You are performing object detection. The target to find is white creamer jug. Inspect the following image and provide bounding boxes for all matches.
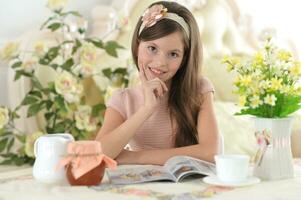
[33,133,74,183]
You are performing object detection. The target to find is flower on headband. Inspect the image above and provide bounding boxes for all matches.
[141,4,168,28]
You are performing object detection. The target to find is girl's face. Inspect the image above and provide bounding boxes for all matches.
[137,31,185,85]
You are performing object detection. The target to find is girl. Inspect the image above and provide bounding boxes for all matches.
[96,1,220,165]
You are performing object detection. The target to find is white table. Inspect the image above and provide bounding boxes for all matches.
[0,160,301,200]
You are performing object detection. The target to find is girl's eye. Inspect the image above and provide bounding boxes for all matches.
[169,52,179,58]
[147,46,157,53]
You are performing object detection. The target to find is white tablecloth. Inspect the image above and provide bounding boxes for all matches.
[0,160,301,200]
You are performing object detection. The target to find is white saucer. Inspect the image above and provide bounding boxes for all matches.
[203,176,261,187]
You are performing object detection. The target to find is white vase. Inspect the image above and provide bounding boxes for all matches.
[253,117,294,180]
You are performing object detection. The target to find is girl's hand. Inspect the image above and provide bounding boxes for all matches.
[139,66,168,112]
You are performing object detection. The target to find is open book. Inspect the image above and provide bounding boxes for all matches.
[107,156,216,184]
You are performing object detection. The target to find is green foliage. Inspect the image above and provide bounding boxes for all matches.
[0,2,130,166]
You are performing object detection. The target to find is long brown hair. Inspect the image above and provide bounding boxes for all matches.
[131,1,203,147]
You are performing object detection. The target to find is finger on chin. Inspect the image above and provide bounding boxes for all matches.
[145,66,156,80]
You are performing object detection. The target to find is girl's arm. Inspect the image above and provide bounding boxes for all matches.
[116,91,220,165]
[95,106,153,159]
[96,67,168,159]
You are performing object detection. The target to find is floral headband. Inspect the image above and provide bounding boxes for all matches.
[138,4,190,39]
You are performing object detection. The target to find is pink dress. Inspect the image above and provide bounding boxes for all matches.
[106,77,214,151]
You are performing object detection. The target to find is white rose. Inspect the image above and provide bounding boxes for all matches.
[73,63,95,77]
[21,57,38,73]
[0,107,9,129]
[80,43,98,65]
[34,41,48,56]
[75,105,97,131]
[55,71,83,103]
[0,42,20,60]
[47,0,68,11]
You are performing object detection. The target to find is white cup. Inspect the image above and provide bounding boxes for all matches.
[215,154,250,183]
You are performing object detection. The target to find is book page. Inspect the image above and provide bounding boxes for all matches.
[164,156,215,181]
[107,165,175,184]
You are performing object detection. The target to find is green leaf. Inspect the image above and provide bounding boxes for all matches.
[92,103,106,117]
[39,46,60,65]
[12,156,25,166]
[278,95,301,117]
[0,159,12,165]
[104,41,124,57]
[54,96,68,113]
[102,68,112,79]
[47,23,62,32]
[32,77,44,90]
[29,90,42,98]
[6,138,15,152]
[61,11,82,17]
[44,100,53,110]
[279,104,301,117]
[0,131,12,137]
[45,112,54,120]
[53,120,70,133]
[40,15,57,30]
[45,82,56,94]
[86,38,104,48]
[50,63,59,70]
[27,103,44,117]
[113,68,127,75]
[78,28,85,34]
[16,134,26,143]
[11,61,22,69]
[61,58,74,71]
[11,111,20,119]
[72,39,82,55]
[21,96,39,105]
[0,138,9,152]
[14,71,22,81]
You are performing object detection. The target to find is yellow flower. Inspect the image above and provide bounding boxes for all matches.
[226,64,234,72]
[264,94,277,106]
[250,95,263,108]
[0,42,20,60]
[240,75,252,87]
[277,50,292,62]
[221,55,240,72]
[270,78,282,91]
[238,95,247,107]
[47,0,68,11]
[253,52,264,66]
[25,131,44,158]
[0,107,9,129]
[289,61,301,76]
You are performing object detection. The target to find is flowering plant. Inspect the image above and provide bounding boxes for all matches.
[0,0,129,165]
[222,37,301,118]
